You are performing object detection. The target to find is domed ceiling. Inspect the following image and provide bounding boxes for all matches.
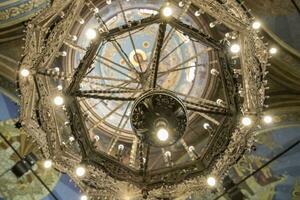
[0,0,49,29]
[68,0,210,140]
[61,0,222,172]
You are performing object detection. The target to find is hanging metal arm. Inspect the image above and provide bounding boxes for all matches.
[167,17,223,49]
[186,105,230,115]
[149,22,167,89]
[75,93,137,101]
[65,36,103,95]
[184,99,230,115]
[102,14,161,41]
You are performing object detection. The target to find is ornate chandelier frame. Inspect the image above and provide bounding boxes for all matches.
[18,0,269,199]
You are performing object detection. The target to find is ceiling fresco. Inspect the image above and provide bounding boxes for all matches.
[73,0,209,137]
[0,93,83,200]
[0,0,50,29]
[227,126,300,200]
[189,124,300,199]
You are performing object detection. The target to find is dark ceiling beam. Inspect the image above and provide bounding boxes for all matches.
[290,0,300,15]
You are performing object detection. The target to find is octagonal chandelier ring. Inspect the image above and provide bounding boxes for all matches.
[18,0,269,199]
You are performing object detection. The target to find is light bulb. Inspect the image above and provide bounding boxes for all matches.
[207,176,216,187]
[157,128,169,141]
[263,115,273,124]
[61,51,67,56]
[162,6,173,17]
[69,136,75,142]
[43,160,52,169]
[195,10,201,16]
[94,135,100,141]
[178,1,184,7]
[209,22,216,28]
[80,195,88,200]
[106,0,112,5]
[188,146,195,152]
[269,47,277,55]
[94,8,99,13]
[242,117,252,126]
[72,35,78,41]
[210,68,219,76]
[252,21,261,30]
[57,85,63,90]
[20,69,30,77]
[86,28,97,40]
[203,123,210,130]
[53,96,64,106]
[118,144,124,151]
[75,166,86,177]
[78,18,85,24]
[216,99,224,105]
[164,151,171,157]
[230,44,240,53]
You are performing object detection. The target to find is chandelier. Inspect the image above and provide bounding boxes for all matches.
[18,0,271,199]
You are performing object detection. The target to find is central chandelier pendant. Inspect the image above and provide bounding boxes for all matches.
[131,90,187,147]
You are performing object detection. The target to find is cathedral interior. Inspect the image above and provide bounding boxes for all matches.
[0,0,300,199]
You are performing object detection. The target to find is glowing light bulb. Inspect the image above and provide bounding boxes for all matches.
[209,22,216,28]
[78,18,85,24]
[157,128,169,141]
[269,47,277,55]
[69,136,75,142]
[72,35,78,41]
[20,69,30,77]
[53,96,64,106]
[263,115,273,124]
[188,146,195,152]
[230,44,240,53]
[195,10,201,16]
[94,135,100,141]
[178,1,184,7]
[252,21,261,30]
[80,195,88,200]
[43,160,52,169]
[94,8,99,13]
[118,144,124,151]
[57,85,63,91]
[162,6,173,17]
[75,166,86,177]
[61,51,67,56]
[242,117,252,126]
[164,151,171,157]
[207,176,216,186]
[85,28,97,40]
[203,123,210,130]
[216,99,224,106]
